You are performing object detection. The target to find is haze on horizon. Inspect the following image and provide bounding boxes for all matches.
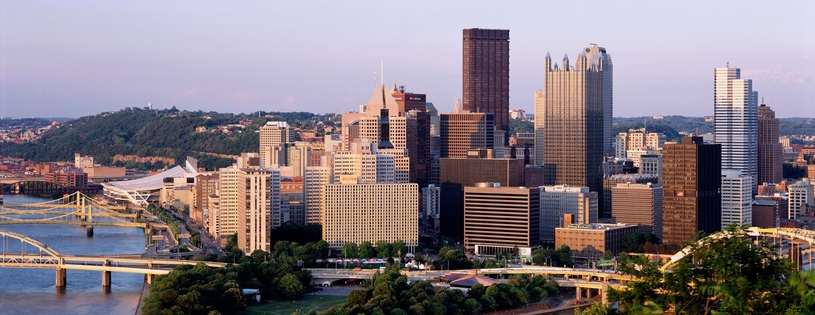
[1,0,813,119]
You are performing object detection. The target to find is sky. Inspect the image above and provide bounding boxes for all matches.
[1,0,814,119]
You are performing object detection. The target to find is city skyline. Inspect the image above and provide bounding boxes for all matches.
[1,1,814,118]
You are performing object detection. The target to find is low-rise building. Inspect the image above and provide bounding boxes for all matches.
[555,223,639,258]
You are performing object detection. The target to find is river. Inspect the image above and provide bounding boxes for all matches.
[0,195,147,315]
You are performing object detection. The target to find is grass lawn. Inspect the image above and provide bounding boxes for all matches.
[245,295,347,315]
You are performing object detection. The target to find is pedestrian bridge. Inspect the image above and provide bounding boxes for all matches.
[0,229,225,288]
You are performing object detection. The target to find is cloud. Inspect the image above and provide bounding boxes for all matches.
[743,67,806,85]
[182,87,201,98]
[282,96,297,109]
[232,91,256,105]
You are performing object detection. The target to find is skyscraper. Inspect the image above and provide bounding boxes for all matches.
[259,122,296,166]
[714,65,758,193]
[439,112,495,158]
[758,101,782,185]
[662,137,722,245]
[463,28,509,144]
[539,51,605,198]
[583,44,613,156]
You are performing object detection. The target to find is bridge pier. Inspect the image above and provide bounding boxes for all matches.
[55,268,66,287]
[146,262,154,284]
[86,226,94,237]
[575,286,582,301]
[601,282,609,305]
[102,260,111,287]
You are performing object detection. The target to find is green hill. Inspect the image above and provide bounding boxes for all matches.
[1,107,337,171]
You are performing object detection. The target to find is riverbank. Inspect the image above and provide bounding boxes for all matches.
[134,280,150,315]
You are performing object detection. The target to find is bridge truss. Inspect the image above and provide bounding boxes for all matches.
[0,191,146,229]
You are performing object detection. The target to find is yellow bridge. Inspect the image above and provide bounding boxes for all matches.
[0,191,147,231]
[0,229,225,288]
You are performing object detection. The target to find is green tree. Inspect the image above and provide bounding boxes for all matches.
[609,225,800,314]
[278,274,305,300]
[359,241,375,258]
[342,241,359,258]
[375,240,392,258]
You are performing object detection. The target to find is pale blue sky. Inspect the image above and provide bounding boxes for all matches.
[1,0,813,118]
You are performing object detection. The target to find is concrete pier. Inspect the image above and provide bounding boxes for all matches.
[102,260,111,287]
[55,268,66,287]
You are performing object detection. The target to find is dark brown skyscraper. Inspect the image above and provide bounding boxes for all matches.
[758,101,782,185]
[392,84,430,187]
[662,137,721,245]
[463,28,509,144]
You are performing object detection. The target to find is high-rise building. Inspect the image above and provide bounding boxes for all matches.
[603,174,659,220]
[714,65,758,193]
[612,182,663,239]
[194,174,219,224]
[333,139,408,184]
[217,166,241,238]
[259,122,295,165]
[758,102,782,185]
[533,90,546,164]
[583,44,614,156]
[421,184,441,239]
[304,165,331,225]
[787,179,813,219]
[392,84,430,186]
[662,137,722,245]
[322,181,418,249]
[440,112,495,158]
[539,185,598,242]
[539,51,605,200]
[464,183,540,255]
[720,170,753,229]
[640,154,663,183]
[236,168,281,253]
[463,28,510,144]
[439,155,524,239]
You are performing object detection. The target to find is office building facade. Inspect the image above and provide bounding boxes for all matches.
[539,185,598,242]
[612,182,663,239]
[758,102,782,184]
[463,28,510,143]
[714,65,758,192]
[440,112,495,158]
[720,170,753,229]
[662,137,722,245]
[464,184,540,255]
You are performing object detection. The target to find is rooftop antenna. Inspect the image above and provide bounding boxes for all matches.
[380,61,384,88]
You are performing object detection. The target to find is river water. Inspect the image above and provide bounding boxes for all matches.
[0,195,146,315]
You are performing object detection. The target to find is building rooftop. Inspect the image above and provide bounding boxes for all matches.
[559,223,637,231]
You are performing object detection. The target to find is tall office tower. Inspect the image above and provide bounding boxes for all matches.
[720,170,753,229]
[333,139,407,184]
[259,121,295,165]
[583,44,614,156]
[662,137,722,245]
[463,28,510,144]
[322,181,419,249]
[464,183,540,255]
[392,84,430,186]
[217,166,241,238]
[539,185,598,242]
[287,143,312,178]
[787,179,813,219]
[427,103,440,136]
[440,112,495,158]
[304,165,331,224]
[194,173,219,224]
[540,51,604,200]
[714,65,758,193]
[534,90,546,164]
[758,102,782,184]
[341,85,415,182]
[236,168,280,253]
[612,182,663,239]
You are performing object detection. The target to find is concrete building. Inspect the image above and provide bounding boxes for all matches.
[259,121,295,166]
[603,174,658,220]
[47,168,88,188]
[322,181,418,249]
[555,223,638,258]
[721,170,753,229]
[304,165,332,225]
[612,182,663,239]
[392,84,431,186]
[74,153,94,170]
[463,28,510,144]
[615,128,666,159]
[439,155,524,239]
[538,51,605,204]
[662,137,722,245]
[752,199,779,228]
[640,154,663,182]
[440,112,495,158]
[194,174,219,225]
[788,179,814,219]
[333,139,408,184]
[236,168,280,253]
[216,167,241,238]
[758,102,783,185]
[464,184,540,255]
[756,195,789,223]
[421,184,441,239]
[715,65,758,193]
[540,185,598,243]
[281,193,305,225]
[207,195,220,237]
